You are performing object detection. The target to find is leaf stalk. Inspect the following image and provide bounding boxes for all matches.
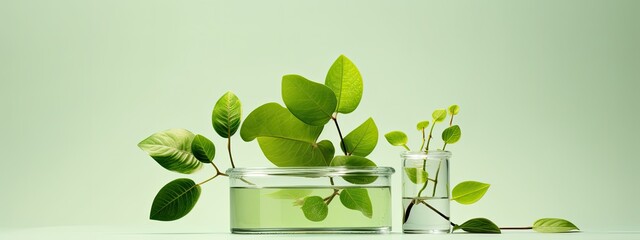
[227,137,236,168]
[332,115,348,155]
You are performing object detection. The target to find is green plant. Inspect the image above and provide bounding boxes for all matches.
[137,55,381,222]
[386,106,579,233]
[137,92,242,221]
[239,55,380,221]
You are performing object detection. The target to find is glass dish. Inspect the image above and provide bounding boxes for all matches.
[227,166,395,234]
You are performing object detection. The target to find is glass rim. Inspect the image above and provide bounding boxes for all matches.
[401,150,452,159]
[226,166,395,177]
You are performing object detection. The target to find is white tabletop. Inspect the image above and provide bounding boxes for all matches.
[2,226,639,240]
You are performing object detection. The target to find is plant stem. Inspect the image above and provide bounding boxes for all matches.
[416,175,429,197]
[425,122,436,151]
[431,160,442,197]
[449,115,454,126]
[403,199,416,224]
[227,137,236,168]
[442,143,448,151]
[324,188,341,205]
[210,162,223,175]
[403,144,410,151]
[419,128,426,151]
[500,227,533,230]
[418,200,457,227]
[332,116,348,155]
[197,174,219,186]
[404,160,446,226]
[211,161,255,185]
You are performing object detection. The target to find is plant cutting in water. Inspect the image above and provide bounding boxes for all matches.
[137,55,382,222]
[240,55,381,222]
[385,106,579,233]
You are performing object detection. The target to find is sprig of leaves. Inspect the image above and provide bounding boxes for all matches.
[385,105,579,234]
[138,91,243,221]
[385,105,460,152]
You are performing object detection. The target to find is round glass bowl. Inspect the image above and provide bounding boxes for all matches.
[227,167,395,234]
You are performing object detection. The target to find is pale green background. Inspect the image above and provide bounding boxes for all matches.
[1,0,639,233]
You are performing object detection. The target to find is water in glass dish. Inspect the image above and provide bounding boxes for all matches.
[230,186,391,233]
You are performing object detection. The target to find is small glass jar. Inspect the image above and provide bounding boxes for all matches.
[227,167,395,234]
[401,151,451,233]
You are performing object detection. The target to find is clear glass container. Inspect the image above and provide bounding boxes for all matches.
[401,151,451,233]
[227,167,395,234]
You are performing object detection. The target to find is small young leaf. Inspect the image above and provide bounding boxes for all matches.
[267,189,312,200]
[448,104,460,115]
[191,134,215,163]
[325,55,363,114]
[341,118,378,157]
[301,196,328,222]
[533,218,580,233]
[456,218,501,233]
[384,131,408,146]
[150,178,201,221]
[212,91,242,138]
[282,75,337,126]
[339,188,373,218]
[452,181,490,205]
[416,121,429,130]
[404,168,428,184]
[138,129,202,174]
[442,125,462,144]
[432,109,447,122]
[330,156,378,184]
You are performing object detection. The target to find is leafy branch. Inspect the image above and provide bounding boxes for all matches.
[138,91,243,221]
[386,105,579,233]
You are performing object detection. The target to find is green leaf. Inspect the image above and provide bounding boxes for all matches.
[317,140,335,166]
[330,155,376,167]
[432,109,447,122]
[241,103,322,143]
[442,125,462,144]
[191,134,215,163]
[282,75,338,126]
[267,189,312,200]
[301,196,328,222]
[330,156,378,184]
[240,103,328,167]
[416,121,429,130]
[138,129,202,174]
[212,91,242,138]
[341,118,378,157]
[452,181,491,205]
[384,131,408,146]
[150,178,201,221]
[448,104,460,115]
[282,75,337,126]
[339,188,373,218]
[455,218,501,233]
[325,55,363,114]
[533,218,580,233]
[404,168,428,184]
